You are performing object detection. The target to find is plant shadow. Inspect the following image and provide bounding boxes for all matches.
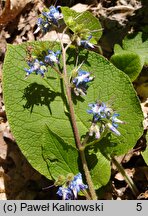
[85,133,118,170]
[66,47,91,67]
[22,82,61,114]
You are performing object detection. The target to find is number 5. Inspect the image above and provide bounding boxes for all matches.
[136,203,142,211]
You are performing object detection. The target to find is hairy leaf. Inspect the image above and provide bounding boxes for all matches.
[70,48,143,156]
[42,126,79,179]
[3,41,143,189]
[86,149,111,189]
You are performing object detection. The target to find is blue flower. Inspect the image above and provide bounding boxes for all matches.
[34,17,51,34]
[56,173,88,200]
[104,107,113,118]
[73,70,94,87]
[24,59,47,77]
[69,173,88,199]
[57,187,73,200]
[111,113,125,127]
[34,6,63,34]
[79,36,95,49]
[72,70,94,96]
[87,102,106,121]
[106,122,121,136]
[87,101,124,138]
[42,6,63,26]
[44,50,61,65]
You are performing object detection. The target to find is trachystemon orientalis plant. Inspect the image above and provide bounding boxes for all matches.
[3,5,143,199]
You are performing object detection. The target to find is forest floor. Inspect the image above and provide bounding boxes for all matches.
[0,0,147,200]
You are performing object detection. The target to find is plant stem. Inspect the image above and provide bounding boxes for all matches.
[111,156,139,197]
[82,190,91,200]
[61,41,97,200]
[80,149,98,200]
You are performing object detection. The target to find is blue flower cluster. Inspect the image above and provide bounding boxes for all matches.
[35,18,50,34]
[24,59,47,77]
[87,102,124,138]
[34,6,63,34]
[72,70,94,96]
[57,173,88,200]
[24,50,61,77]
[44,50,61,65]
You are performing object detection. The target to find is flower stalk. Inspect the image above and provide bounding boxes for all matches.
[61,40,97,200]
[111,156,139,197]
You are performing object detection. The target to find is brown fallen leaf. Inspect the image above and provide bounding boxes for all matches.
[141,99,148,130]
[0,0,32,25]
[115,168,135,181]
[137,190,148,200]
[0,132,7,160]
[71,3,89,13]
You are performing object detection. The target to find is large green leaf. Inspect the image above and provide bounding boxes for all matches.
[111,32,148,81]
[3,41,143,188]
[3,41,76,179]
[42,126,79,179]
[68,48,143,156]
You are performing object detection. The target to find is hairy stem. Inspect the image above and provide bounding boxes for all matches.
[80,149,98,200]
[61,41,97,200]
[111,156,139,197]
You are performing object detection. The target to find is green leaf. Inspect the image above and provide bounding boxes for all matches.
[142,133,148,165]
[123,32,148,65]
[87,150,111,189]
[70,48,143,157]
[110,51,143,81]
[42,125,79,179]
[3,41,143,189]
[61,7,102,42]
[3,41,77,179]
[111,32,148,81]
[114,44,123,53]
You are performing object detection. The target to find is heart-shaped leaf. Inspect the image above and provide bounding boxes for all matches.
[3,41,143,189]
[111,32,148,81]
[110,51,143,81]
[122,32,148,64]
